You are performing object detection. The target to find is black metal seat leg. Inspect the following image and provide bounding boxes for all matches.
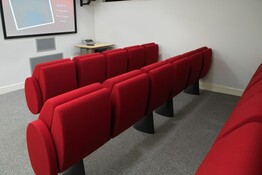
[133,112,155,134]
[62,160,85,175]
[155,99,174,117]
[184,80,200,95]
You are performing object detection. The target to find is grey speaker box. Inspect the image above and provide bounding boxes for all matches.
[36,37,56,52]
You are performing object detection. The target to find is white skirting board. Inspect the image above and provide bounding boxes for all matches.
[200,82,244,97]
[0,82,244,96]
[0,82,24,95]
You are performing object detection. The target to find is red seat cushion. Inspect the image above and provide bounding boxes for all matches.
[32,59,70,80]
[38,61,78,102]
[103,70,142,93]
[141,42,159,65]
[196,122,262,175]
[244,67,262,91]
[25,59,76,114]
[103,71,149,137]
[238,80,262,105]
[182,46,208,57]
[185,52,203,87]
[39,83,103,128]
[26,120,58,175]
[51,87,111,172]
[141,63,174,113]
[124,45,145,71]
[165,55,184,63]
[216,92,262,141]
[73,53,106,87]
[103,49,128,78]
[169,58,191,97]
[25,77,43,114]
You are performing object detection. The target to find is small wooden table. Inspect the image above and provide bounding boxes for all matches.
[75,43,114,55]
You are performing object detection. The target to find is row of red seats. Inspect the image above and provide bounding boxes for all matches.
[25,43,159,115]
[196,63,262,175]
[26,45,212,175]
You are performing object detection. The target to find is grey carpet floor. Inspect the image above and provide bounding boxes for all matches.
[0,89,239,175]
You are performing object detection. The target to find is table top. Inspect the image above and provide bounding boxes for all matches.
[75,43,114,49]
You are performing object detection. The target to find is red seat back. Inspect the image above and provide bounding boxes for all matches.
[103,70,149,137]
[103,49,128,78]
[124,45,145,71]
[141,42,159,65]
[27,83,111,174]
[73,53,106,87]
[25,59,78,114]
[141,62,174,113]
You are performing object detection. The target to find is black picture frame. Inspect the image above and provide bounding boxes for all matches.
[0,0,77,39]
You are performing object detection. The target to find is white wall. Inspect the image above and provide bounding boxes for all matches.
[0,1,95,93]
[94,0,262,93]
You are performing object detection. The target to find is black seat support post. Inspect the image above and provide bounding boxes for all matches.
[154,99,174,117]
[184,80,200,95]
[62,160,85,175]
[133,112,155,134]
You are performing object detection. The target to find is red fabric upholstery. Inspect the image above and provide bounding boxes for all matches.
[141,62,174,113]
[73,53,106,87]
[28,83,111,174]
[165,55,184,63]
[140,61,166,73]
[185,52,203,87]
[124,45,145,71]
[199,48,212,79]
[25,77,43,114]
[103,49,128,78]
[103,70,141,93]
[38,61,78,102]
[216,92,262,141]
[196,122,262,175]
[141,42,159,65]
[27,120,58,175]
[39,83,103,129]
[25,59,77,114]
[103,70,149,137]
[182,46,208,57]
[196,63,262,175]
[169,58,191,97]
[51,87,111,171]
[32,59,70,79]
[245,68,262,91]
[238,80,262,105]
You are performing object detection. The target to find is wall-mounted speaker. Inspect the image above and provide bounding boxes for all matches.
[36,37,56,52]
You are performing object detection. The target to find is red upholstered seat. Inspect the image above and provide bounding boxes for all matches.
[199,48,212,79]
[169,58,191,97]
[103,70,149,137]
[124,45,145,71]
[27,83,111,175]
[185,52,203,87]
[182,46,208,57]
[165,55,184,63]
[73,53,106,87]
[238,80,262,105]
[102,49,128,78]
[27,120,58,175]
[141,42,159,65]
[215,92,262,141]
[196,122,262,175]
[25,59,78,114]
[141,61,174,113]
[244,68,262,91]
